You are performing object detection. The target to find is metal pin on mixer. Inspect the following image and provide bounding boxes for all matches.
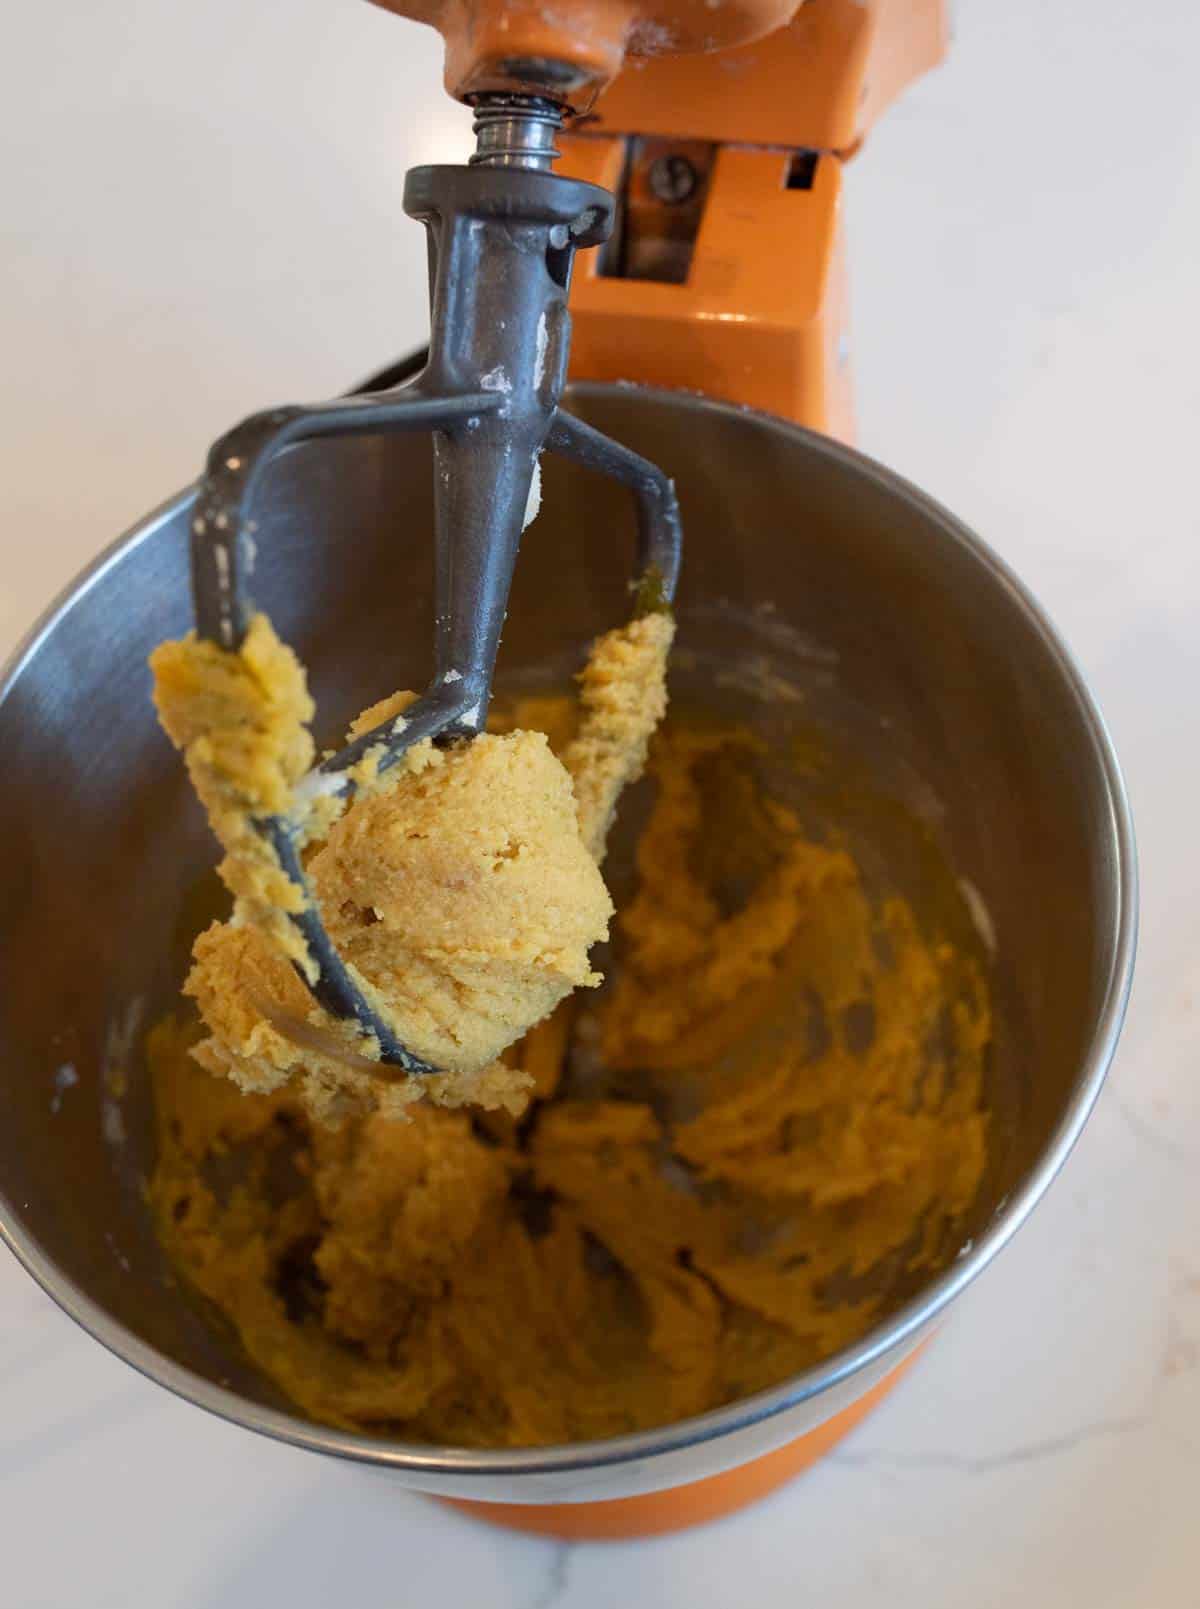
[187,94,683,1071]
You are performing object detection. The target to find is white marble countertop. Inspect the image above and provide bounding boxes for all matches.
[3,1,1197,1603]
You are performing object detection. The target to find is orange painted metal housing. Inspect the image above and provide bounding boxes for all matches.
[579,0,947,152]
[368,0,800,105]
[560,135,854,434]
[558,0,947,436]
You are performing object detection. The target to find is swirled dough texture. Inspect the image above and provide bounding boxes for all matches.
[150,612,672,1122]
[149,711,991,1447]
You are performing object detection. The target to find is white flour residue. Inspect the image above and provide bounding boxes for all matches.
[105,1231,132,1274]
[102,1100,126,1149]
[532,312,549,390]
[714,655,806,703]
[959,876,997,955]
[104,996,143,1084]
[101,995,144,1152]
[50,1062,78,1115]
[523,455,543,530]
[293,768,345,807]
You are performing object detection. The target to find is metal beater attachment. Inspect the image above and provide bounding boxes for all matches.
[188,95,682,1070]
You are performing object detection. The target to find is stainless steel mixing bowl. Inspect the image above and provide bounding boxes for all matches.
[0,385,1135,1502]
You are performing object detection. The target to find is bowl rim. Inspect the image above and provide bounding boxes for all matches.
[0,384,1138,1479]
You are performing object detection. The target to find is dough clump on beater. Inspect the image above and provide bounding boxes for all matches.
[151,610,674,1123]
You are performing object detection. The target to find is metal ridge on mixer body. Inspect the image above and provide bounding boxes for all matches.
[0,387,1136,1495]
[187,99,683,1071]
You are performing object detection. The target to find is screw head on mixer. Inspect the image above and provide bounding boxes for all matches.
[647,153,699,204]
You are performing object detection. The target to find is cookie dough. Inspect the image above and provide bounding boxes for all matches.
[148,712,990,1447]
[151,611,674,1121]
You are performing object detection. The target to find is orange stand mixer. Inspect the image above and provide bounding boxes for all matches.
[184,0,939,1138]
[148,0,945,1541]
[355,0,943,1537]
[178,0,946,1540]
[0,0,1136,1551]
